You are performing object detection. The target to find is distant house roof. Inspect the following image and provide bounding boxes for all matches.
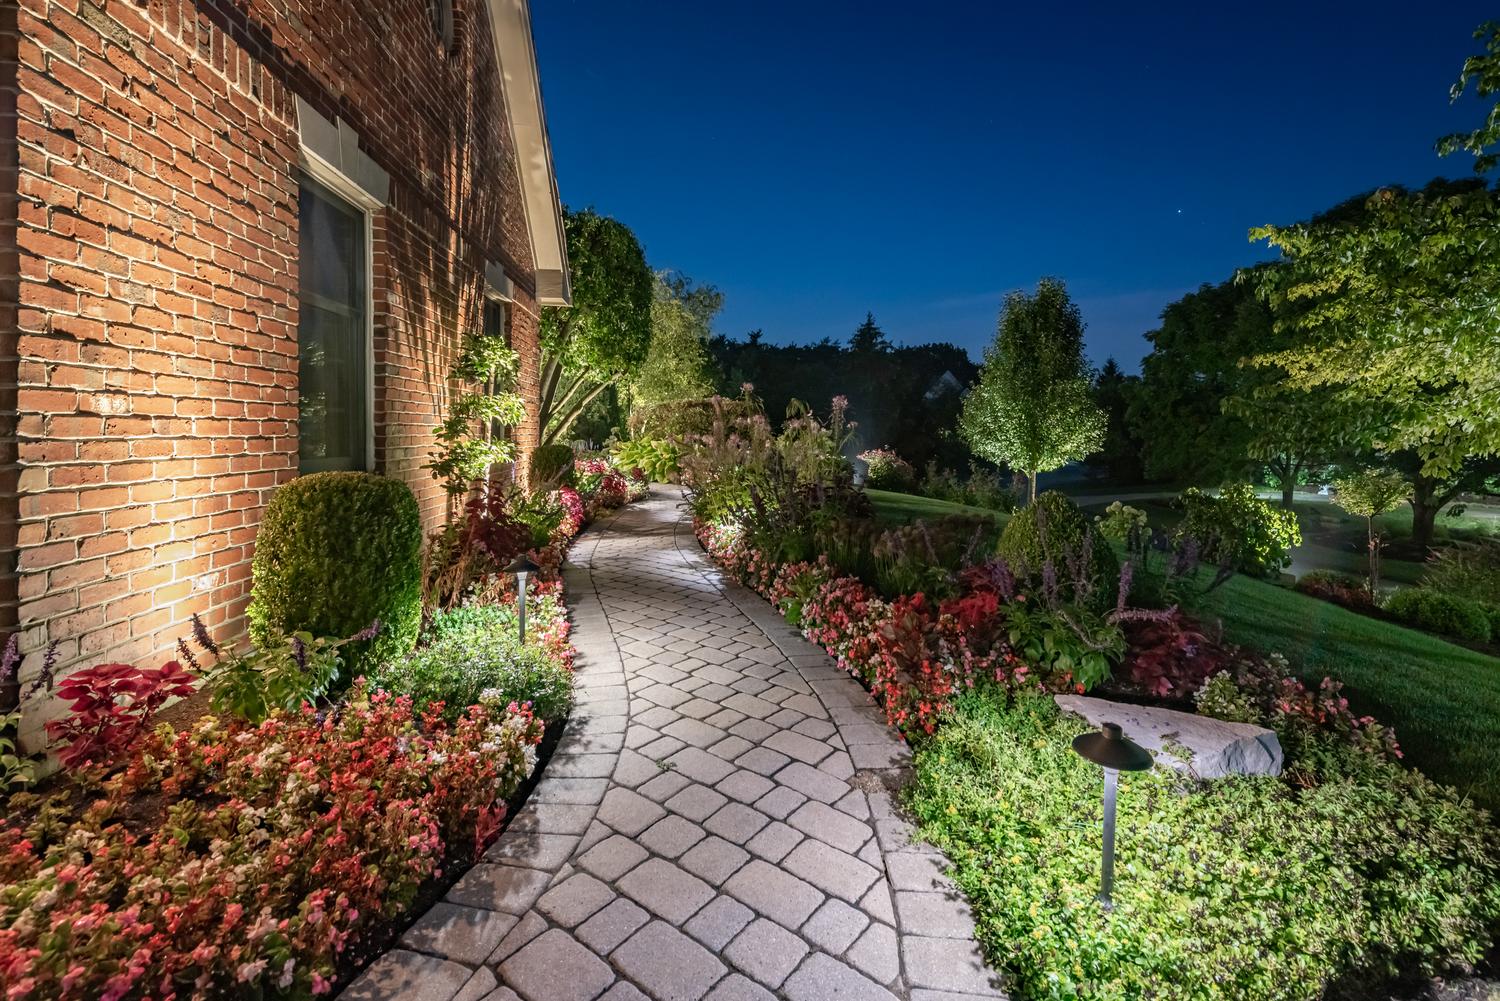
[486,0,570,306]
[924,370,965,401]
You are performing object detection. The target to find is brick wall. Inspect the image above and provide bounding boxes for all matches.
[6,0,542,750]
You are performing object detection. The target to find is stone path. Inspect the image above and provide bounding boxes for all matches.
[344,488,1005,1001]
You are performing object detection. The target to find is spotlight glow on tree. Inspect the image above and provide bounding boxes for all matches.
[960,279,1105,502]
[1332,468,1410,594]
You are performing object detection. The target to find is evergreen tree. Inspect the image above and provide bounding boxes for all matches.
[849,312,892,353]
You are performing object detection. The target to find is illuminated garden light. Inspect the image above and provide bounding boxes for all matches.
[506,554,542,644]
[1071,721,1153,910]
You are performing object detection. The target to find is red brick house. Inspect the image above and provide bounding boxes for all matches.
[0,0,570,750]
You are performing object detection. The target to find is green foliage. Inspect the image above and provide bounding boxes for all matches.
[908,691,1500,1001]
[1189,570,1500,806]
[1332,469,1409,520]
[996,491,1118,604]
[529,443,576,491]
[203,630,350,723]
[1246,179,1500,478]
[538,207,654,444]
[859,448,915,491]
[632,272,721,408]
[248,472,423,674]
[1178,484,1301,577]
[1382,587,1492,644]
[370,603,573,723]
[709,332,978,474]
[870,514,998,600]
[612,437,680,482]
[1332,468,1410,590]
[960,280,1104,497]
[0,711,35,792]
[1436,21,1500,172]
[1422,537,1500,608]
[1094,501,1147,541]
[1002,603,1122,690]
[425,334,525,499]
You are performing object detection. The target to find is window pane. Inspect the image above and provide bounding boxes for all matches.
[298,178,367,473]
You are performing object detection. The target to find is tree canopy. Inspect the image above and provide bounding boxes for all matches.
[537,207,653,444]
[1437,21,1500,172]
[1244,178,1500,478]
[959,279,1104,500]
[632,272,722,409]
[849,312,892,353]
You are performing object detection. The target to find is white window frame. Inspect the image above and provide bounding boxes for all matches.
[297,153,378,473]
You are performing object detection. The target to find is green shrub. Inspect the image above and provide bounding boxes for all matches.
[612,437,680,482]
[1382,587,1492,644]
[996,491,1117,604]
[1178,483,1301,577]
[371,603,572,722]
[248,472,422,674]
[1094,501,1148,541]
[871,514,997,599]
[1422,537,1500,607]
[963,465,1015,512]
[908,691,1500,1001]
[529,443,576,490]
[858,448,916,491]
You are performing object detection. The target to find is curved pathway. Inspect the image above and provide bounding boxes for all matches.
[345,488,1005,1001]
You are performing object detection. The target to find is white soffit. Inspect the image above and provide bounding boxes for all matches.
[295,96,390,209]
[487,0,571,307]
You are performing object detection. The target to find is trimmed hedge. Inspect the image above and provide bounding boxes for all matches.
[1382,587,1492,644]
[997,491,1117,603]
[248,471,423,673]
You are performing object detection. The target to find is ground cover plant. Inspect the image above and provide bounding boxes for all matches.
[680,401,1500,997]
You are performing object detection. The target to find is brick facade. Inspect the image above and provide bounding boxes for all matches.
[2,0,555,750]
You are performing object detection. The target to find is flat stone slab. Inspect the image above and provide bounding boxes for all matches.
[1055,693,1282,779]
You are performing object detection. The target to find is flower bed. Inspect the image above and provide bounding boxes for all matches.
[695,513,1500,998]
[0,454,646,1000]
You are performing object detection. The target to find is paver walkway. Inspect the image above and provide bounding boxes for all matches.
[345,488,1005,1001]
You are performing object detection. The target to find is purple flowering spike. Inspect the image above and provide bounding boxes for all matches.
[291,635,308,670]
[176,637,201,672]
[352,619,383,643]
[0,634,18,684]
[191,613,220,656]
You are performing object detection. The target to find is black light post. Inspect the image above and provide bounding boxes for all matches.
[1071,721,1153,910]
[505,554,542,644]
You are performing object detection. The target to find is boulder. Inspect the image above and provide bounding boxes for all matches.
[1054,694,1283,779]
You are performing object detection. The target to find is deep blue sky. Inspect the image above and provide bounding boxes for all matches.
[531,2,1494,369]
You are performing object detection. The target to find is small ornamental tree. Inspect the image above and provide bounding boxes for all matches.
[426,332,525,513]
[960,279,1105,502]
[1332,468,1410,594]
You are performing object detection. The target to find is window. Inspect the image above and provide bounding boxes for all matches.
[483,296,511,443]
[429,0,454,50]
[297,176,370,473]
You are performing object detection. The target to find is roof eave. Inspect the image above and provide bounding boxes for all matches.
[487,0,571,307]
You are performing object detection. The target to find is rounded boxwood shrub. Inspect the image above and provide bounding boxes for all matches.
[248,471,423,673]
[997,491,1117,602]
[1382,587,1492,644]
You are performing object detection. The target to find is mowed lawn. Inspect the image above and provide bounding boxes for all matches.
[1192,574,1500,810]
[866,488,1010,525]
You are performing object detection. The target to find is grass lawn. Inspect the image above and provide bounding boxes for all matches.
[865,488,1010,525]
[1190,573,1500,809]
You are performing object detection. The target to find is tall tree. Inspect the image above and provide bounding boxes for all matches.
[959,279,1105,502]
[1246,180,1500,481]
[632,272,722,408]
[537,207,653,444]
[1088,359,1145,483]
[848,312,892,353]
[1437,21,1500,172]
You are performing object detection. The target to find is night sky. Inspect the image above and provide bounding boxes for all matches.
[530,2,1495,369]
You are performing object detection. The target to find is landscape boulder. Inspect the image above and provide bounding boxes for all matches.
[1054,694,1283,779]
